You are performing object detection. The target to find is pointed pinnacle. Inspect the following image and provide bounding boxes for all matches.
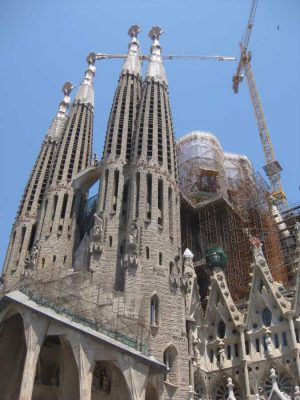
[128,25,141,38]
[62,82,74,96]
[148,26,164,41]
[86,52,97,65]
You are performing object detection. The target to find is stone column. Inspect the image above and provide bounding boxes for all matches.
[70,335,94,400]
[121,360,149,400]
[287,312,300,384]
[239,326,251,399]
[19,311,48,400]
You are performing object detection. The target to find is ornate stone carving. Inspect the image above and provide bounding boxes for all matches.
[124,223,139,269]
[218,341,226,369]
[264,331,273,356]
[25,242,39,273]
[89,212,103,255]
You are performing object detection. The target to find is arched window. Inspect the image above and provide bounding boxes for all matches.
[217,320,226,339]
[150,294,159,326]
[163,345,178,385]
[262,308,272,327]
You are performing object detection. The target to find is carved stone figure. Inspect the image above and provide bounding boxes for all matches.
[218,342,226,369]
[264,332,273,356]
[128,223,138,246]
[192,335,201,363]
[92,213,103,238]
[93,153,98,166]
[25,242,39,272]
[30,244,39,266]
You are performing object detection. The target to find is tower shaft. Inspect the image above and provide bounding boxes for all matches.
[89,28,142,291]
[35,65,95,272]
[3,84,72,287]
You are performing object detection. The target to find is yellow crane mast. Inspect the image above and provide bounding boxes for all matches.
[232,0,287,208]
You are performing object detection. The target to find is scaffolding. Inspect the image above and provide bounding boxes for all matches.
[177,131,228,203]
[6,266,149,355]
[181,174,290,303]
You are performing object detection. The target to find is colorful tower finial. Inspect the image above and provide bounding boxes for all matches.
[146,26,167,84]
[122,25,142,76]
[55,81,73,120]
[75,59,96,107]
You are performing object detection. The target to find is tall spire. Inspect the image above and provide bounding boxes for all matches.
[74,58,96,107]
[2,82,73,285]
[122,25,142,76]
[146,26,168,84]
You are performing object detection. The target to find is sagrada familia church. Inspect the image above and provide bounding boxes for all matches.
[1,25,300,400]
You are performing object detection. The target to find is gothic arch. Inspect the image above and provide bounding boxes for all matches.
[32,334,80,400]
[163,344,179,386]
[150,292,160,326]
[0,312,27,399]
[91,361,130,400]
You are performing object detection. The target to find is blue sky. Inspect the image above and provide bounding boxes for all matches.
[0,0,299,269]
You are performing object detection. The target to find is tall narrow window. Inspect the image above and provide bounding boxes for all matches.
[28,224,37,251]
[274,333,280,348]
[52,194,58,221]
[282,332,288,346]
[146,246,150,260]
[146,174,152,220]
[245,340,250,355]
[19,226,26,253]
[112,170,119,212]
[234,343,239,357]
[159,252,163,265]
[227,345,231,359]
[150,294,159,326]
[121,180,129,219]
[209,349,214,364]
[157,179,164,226]
[163,345,178,384]
[168,187,173,237]
[135,172,140,219]
[60,193,68,219]
[102,169,109,211]
[255,338,260,353]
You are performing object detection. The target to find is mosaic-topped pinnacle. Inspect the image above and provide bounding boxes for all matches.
[57,82,73,118]
[62,81,74,97]
[128,25,141,39]
[86,52,97,65]
[146,26,167,84]
[148,26,164,41]
[122,25,142,76]
[74,62,96,106]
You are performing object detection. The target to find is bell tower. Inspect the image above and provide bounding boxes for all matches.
[123,27,190,398]
[89,26,142,292]
[2,83,73,287]
[35,59,96,271]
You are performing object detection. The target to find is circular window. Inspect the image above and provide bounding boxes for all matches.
[264,370,294,396]
[262,308,272,327]
[217,320,226,338]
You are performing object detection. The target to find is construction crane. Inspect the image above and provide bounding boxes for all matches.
[232,0,287,208]
[88,52,236,63]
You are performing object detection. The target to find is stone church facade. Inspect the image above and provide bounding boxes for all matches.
[1,26,300,400]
